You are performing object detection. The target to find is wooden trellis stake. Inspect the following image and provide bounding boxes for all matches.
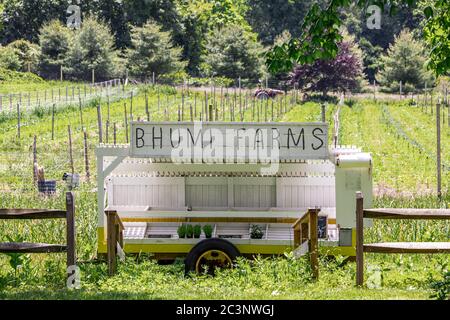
[124,103,129,144]
[68,125,74,174]
[96,104,103,143]
[51,104,56,140]
[33,135,38,184]
[84,129,90,182]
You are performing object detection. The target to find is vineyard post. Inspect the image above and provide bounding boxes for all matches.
[124,103,129,143]
[83,129,90,182]
[92,69,95,85]
[321,104,326,123]
[399,81,403,98]
[33,135,37,184]
[373,80,377,101]
[145,90,149,121]
[60,65,63,82]
[130,92,134,122]
[79,98,84,129]
[190,104,193,122]
[9,94,12,112]
[205,91,209,121]
[436,102,441,199]
[51,104,55,140]
[106,120,110,144]
[97,104,103,143]
[68,125,74,175]
[17,104,21,140]
[209,105,213,122]
[113,123,117,145]
[107,95,111,123]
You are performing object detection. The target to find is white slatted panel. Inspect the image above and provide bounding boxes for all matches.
[232,177,276,208]
[186,177,228,208]
[109,177,185,207]
[276,177,335,208]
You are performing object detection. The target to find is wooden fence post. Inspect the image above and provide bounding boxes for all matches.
[356,192,364,287]
[51,104,56,140]
[17,104,21,140]
[66,192,76,273]
[113,122,117,145]
[97,104,103,144]
[310,208,319,280]
[124,103,129,144]
[436,102,441,199]
[68,125,74,175]
[33,135,38,184]
[321,104,326,123]
[107,211,117,276]
[83,130,90,182]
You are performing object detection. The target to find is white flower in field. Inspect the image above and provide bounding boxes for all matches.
[271,290,280,296]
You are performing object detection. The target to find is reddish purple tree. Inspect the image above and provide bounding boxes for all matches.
[290,41,363,96]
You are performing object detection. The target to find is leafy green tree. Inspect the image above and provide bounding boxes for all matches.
[376,29,434,91]
[0,46,21,71]
[66,17,121,81]
[7,40,40,72]
[0,0,67,44]
[245,0,313,45]
[38,20,73,79]
[126,20,186,79]
[201,24,264,80]
[267,1,450,77]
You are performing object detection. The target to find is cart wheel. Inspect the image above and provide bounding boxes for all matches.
[185,239,240,275]
[256,92,269,100]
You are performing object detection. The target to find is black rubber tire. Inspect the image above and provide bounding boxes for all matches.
[185,238,240,275]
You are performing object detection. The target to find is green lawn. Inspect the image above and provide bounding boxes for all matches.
[0,84,448,300]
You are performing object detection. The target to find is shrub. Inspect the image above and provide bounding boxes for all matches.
[7,39,40,72]
[0,46,21,71]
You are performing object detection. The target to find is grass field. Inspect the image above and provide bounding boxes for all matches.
[0,82,448,300]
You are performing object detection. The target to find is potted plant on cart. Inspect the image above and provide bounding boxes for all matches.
[203,225,213,238]
[250,225,264,240]
[177,225,187,239]
[193,225,202,239]
[186,225,194,238]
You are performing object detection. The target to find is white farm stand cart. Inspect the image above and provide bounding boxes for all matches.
[96,122,373,274]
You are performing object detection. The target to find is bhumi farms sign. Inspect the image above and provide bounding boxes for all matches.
[130,122,328,162]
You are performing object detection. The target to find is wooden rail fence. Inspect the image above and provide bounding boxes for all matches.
[355,192,450,286]
[0,192,76,281]
[292,208,320,280]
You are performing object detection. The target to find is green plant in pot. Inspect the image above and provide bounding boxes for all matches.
[203,225,213,238]
[193,225,202,239]
[177,225,187,239]
[186,224,194,238]
[250,224,264,239]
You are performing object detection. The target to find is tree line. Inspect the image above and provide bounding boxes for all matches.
[0,0,439,94]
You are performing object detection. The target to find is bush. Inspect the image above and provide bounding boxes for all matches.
[201,24,265,80]
[7,40,40,72]
[186,225,194,239]
[0,46,21,71]
[127,20,186,80]
[0,68,43,83]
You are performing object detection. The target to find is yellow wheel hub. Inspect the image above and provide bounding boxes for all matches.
[195,250,233,274]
